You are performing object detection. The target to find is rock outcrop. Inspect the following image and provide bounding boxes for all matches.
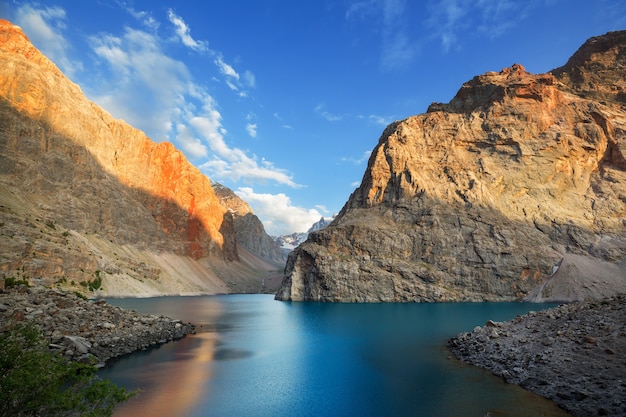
[0,20,282,296]
[276,31,626,302]
[448,295,626,417]
[213,183,285,264]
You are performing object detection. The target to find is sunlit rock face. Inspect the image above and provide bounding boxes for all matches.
[276,31,626,303]
[0,20,281,295]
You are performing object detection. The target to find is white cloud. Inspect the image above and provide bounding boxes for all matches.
[167,9,208,51]
[215,54,254,96]
[315,205,330,213]
[173,123,208,158]
[362,114,393,125]
[14,4,82,77]
[342,150,372,165]
[235,187,323,235]
[122,4,159,30]
[315,103,344,121]
[246,123,257,138]
[215,54,239,79]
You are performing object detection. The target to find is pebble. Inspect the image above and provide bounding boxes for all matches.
[448,295,626,417]
[0,286,195,366]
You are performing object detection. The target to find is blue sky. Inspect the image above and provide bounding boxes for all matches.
[2,1,625,235]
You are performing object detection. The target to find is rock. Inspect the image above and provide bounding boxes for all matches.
[276,31,626,303]
[448,295,626,417]
[0,286,196,365]
[64,335,91,354]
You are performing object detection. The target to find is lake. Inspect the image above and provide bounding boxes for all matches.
[100,294,570,417]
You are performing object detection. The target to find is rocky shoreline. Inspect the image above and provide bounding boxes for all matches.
[448,295,626,417]
[0,285,195,367]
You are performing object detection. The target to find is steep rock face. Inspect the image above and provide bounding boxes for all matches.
[213,183,286,264]
[0,20,279,295]
[276,32,626,302]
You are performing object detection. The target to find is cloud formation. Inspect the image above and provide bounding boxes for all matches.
[167,9,208,51]
[14,4,82,77]
[235,187,323,235]
[342,150,372,165]
[426,0,538,52]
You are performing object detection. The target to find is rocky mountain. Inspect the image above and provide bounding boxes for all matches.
[276,31,626,303]
[274,215,336,254]
[0,20,283,296]
[212,183,286,264]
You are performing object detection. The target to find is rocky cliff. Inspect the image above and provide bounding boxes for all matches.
[276,31,626,303]
[0,20,282,296]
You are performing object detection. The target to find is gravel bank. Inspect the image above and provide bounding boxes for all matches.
[0,285,195,366]
[448,296,626,417]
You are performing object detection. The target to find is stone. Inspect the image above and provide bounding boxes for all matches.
[276,31,626,303]
[448,295,626,417]
[0,286,196,365]
[64,335,91,354]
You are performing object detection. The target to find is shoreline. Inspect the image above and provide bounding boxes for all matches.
[0,285,196,367]
[448,295,626,417]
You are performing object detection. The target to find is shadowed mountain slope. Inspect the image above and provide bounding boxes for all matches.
[0,20,283,296]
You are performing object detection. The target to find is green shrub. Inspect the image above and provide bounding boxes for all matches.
[90,271,103,291]
[0,324,135,416]
[3,276,29,288]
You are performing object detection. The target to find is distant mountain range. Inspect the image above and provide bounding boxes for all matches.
[274,215,336,254]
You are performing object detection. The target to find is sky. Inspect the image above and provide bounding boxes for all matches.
[1,1,625,236]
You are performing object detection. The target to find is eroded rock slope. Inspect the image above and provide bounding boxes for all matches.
[0,20,283,296]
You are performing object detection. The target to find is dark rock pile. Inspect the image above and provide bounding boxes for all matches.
[0,285,195,366]
[448,296,626,417]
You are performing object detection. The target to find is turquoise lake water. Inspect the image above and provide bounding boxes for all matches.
[100,294,571,417]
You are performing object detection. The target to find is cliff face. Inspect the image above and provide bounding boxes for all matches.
[212,183,286,264]
[276,31,626,303]
[0,20,282,295]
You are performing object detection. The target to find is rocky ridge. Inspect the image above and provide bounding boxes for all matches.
[0,285,195,366]
[448,296,626,417]
[276,31,626,303]
[0,20,283,296]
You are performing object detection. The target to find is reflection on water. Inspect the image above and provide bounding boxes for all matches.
[112,332,216,417]
[101,295,572,417]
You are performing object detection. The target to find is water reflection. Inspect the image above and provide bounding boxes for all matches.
[112,332,217,417]
[102,296,572,417]
[101,297,225,417]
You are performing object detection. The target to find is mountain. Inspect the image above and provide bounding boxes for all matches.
[212,183,286,264]
[274,216,336,254]
[276,31,626,303]
[0,20,283,296]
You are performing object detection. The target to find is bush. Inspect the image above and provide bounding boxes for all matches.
[3,276,29,288]
[0,324,135,416]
